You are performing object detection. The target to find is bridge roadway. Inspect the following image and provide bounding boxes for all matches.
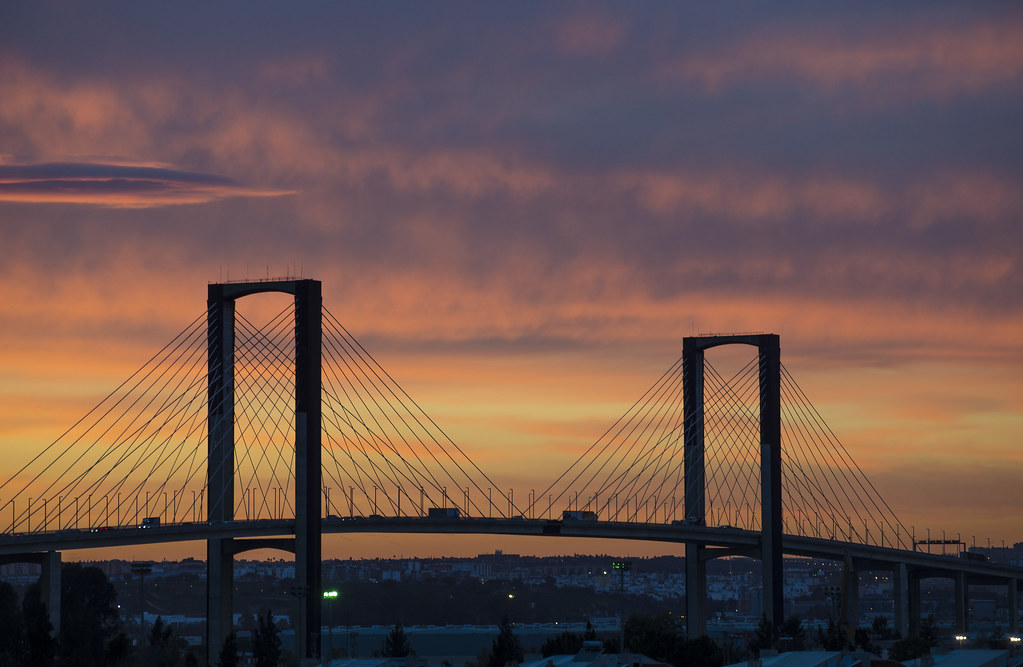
[3,517,1020,638]
[3,515,1020,584]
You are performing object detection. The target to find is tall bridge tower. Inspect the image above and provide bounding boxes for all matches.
[683,334,782,635]
[206,279,322,663]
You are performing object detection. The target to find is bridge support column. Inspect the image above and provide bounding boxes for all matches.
[685,542,706,638]
[842,564,860,633]
[294,279,322,662]
[40,550,61,635]
[1009,579,1019,635]
[758,336,783,627]
[207,285,236,528]
[682,340,706,526]
[893,563,909,638]
[207,537,234,665]
[908,573,921,637]
[207,284,237,666]
[954,572,968,633]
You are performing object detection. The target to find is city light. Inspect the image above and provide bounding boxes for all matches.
[324,589,339,599]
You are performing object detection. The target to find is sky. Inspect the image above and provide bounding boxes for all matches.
[1,2,1021,560]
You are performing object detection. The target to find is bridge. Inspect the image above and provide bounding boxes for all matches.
[0,278,1019,664]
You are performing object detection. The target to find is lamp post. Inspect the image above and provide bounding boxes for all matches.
[612,560,632,655]
[1009,635,1020,658]
[131,562,153,647]
[323,589,339,665]
[955,634,967,649]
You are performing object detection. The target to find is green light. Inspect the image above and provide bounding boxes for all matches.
[323,590,339,599]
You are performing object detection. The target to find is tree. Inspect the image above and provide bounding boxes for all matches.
[778,616,808,651]
[872,615,895,640]
[0,581,26,664]
[383,622,412,658]
[919,614,940,647]
[669,636,722,667]
[889,636,931,661]
[57,562,122,667]
[540,631,583,657]
[218,632,239,667]
[144,616,185,667]
[818,619,849,652]
[105,631,132,667]
[22,582,56,667]
[625,613,684,661]
[853,627,873,653]
[751,615,776,652]
[490,615,523,667]
[253,610,282,667]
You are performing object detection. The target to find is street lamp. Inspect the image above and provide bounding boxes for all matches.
[612,561,632,655]
[323,589,339,665]
[1009,636,1020,658]
[131,562,153,647]
[955,634,967,649]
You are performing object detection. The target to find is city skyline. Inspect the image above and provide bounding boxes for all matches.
[1,3,1021,560]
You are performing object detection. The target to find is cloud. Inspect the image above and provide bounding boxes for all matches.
[0,161,294,208]
[654,17,1023,103]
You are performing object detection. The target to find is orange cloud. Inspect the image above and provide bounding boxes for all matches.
[655,18,1023,102]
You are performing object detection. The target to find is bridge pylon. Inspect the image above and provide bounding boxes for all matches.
[206,279,322,664]
[682,334,782,636]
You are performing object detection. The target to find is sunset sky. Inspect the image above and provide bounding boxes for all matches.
[1,3,1021,560]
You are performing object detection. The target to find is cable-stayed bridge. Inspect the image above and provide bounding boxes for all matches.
[0,279,1019,663]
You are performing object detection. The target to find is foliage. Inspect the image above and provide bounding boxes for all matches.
[0,581,26,664]
[253,610,282,667]
[872,615,896,640]
[670,635,723,667]
[105,632,132,667]
[919,614,940,647]
[751,615,776,651]
[218,632,239,667]
[622,613,722,667]
[625,612,684,659]
[889,636,931,661]
[22,583,56,667]
[853,627,873,653]
[816,619,851,652]
[540,631,584,657]
[383,622,412,658]
[489,615,524,667]
[778,616,808,651]
[57,562,123,667]
[144,616,186,667]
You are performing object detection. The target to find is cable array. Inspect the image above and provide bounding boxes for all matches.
[320,308,514,518]
[0,312,212,533]
[540,354,912,549]
[0,305,910,552]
